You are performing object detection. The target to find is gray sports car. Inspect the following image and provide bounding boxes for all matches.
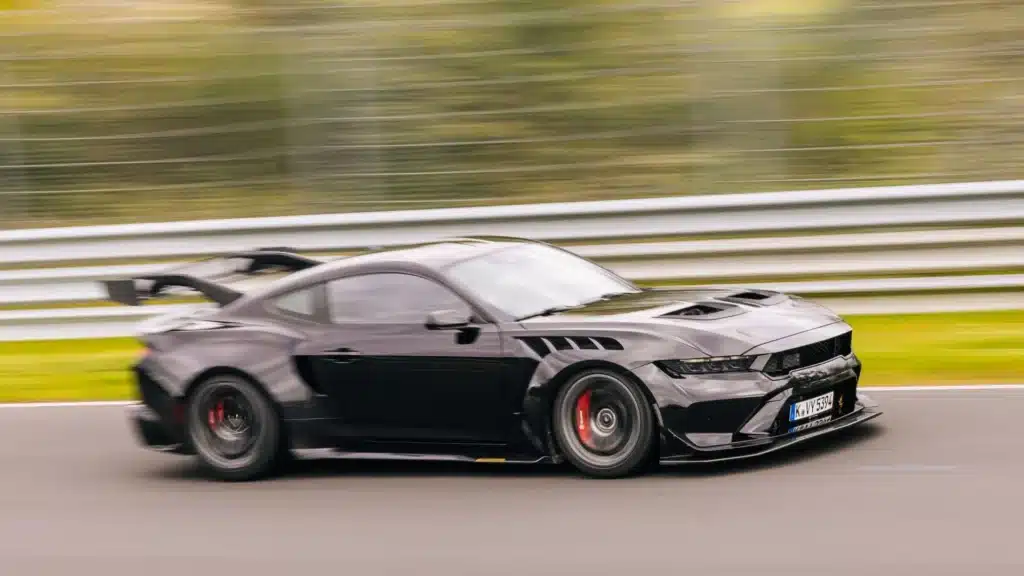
[107,237,881,481]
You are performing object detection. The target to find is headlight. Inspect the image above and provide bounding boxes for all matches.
[655,356,756,378]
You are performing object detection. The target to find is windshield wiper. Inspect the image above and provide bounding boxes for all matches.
[516,305,581,321]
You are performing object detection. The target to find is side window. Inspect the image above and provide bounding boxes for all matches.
[273,287,316,317]
[326,273,471,324]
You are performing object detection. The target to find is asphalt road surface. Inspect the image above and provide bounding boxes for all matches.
[1,389,1023,576]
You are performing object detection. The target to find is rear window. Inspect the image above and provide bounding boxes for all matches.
[273,288,316,317]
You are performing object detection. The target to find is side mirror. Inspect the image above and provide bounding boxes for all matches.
[425,309,472,330]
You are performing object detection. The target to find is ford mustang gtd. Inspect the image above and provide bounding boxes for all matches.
[105,237,881,481]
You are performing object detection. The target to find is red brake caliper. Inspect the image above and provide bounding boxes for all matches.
[208,400,224,428]
[576,390,593,447]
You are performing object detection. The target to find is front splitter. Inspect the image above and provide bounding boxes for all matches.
[658,406,882,465]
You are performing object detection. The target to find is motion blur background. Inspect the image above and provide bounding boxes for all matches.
[2,5,1023,575]
[0,0,1021,401]
[3,0,1023,228]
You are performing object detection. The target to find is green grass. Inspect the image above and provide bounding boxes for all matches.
[0,338,142,402]
[0,310,1021,403]
[846,310,1023,387]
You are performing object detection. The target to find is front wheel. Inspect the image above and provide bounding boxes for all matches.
[552,368,657,478]
[185,374,285,481]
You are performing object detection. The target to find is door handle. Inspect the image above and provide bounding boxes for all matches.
[327,347,361,355]
[323,347,362,363]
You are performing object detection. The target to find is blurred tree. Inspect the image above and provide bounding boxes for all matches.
[2,0,1022,227]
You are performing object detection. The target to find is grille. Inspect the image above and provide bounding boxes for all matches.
[763,331,853,377]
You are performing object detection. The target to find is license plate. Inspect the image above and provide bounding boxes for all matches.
[790,415,832,433]
[789,391,834,422]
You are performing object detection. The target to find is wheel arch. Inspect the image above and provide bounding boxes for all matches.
[183,366,271,402]
[524,359,661,461]
[181,366,291,447]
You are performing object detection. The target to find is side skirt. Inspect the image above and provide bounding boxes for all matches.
[291,449,552,466]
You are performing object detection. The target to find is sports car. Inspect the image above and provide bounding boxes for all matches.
[106,237,881,481]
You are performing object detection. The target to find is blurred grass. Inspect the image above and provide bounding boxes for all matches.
[0,338,142,402]
[0,310,1020,403]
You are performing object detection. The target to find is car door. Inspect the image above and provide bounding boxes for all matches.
[301,272,510,444]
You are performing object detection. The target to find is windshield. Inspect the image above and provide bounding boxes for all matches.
[444,244,640,320]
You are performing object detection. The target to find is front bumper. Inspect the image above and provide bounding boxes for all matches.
[635,346,882,463]
[658,397,881,464]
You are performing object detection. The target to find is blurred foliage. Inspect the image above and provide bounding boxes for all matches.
[1,0,1023,227]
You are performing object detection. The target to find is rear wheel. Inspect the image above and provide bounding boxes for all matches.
[185,374,284,481]
[552,368,656,478]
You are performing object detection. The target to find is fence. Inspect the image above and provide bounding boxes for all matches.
[3,1,1024,229]
[0,181,1021,341]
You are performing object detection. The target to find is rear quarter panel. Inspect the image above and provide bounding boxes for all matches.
[139,322,312,404]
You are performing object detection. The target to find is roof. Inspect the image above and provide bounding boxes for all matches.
[322,236,537,271]
[249,236,539,298]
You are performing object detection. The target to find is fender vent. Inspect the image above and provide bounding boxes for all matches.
[517,336,623,358]
[546,336,573,351]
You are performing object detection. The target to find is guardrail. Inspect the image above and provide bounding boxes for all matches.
[1,180,1022,341]
[3,180,1023,266]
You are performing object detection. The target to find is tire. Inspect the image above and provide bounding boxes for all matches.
[185,374,285,481]
[551,368,657,478]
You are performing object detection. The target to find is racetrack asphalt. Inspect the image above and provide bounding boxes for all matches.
[1,389,1022,576]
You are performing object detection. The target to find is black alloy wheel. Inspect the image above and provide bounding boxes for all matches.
[186,374,284,481]
[552,368,656,478]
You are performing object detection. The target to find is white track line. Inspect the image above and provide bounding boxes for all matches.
[0,401,134,409]
[1,384,1024,409]
[864,384,1024,391]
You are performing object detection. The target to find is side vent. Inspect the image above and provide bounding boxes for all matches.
[660,301,745,320]
[516,336,623,357]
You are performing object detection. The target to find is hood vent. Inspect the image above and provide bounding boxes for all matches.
[672,303,726,316]
[661,301,745,320]
[716,289,786,307]
[518,336,623,358]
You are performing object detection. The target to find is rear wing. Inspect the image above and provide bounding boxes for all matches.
[101,248,323,307]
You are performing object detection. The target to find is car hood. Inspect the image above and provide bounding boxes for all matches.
[518,288,845,356]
